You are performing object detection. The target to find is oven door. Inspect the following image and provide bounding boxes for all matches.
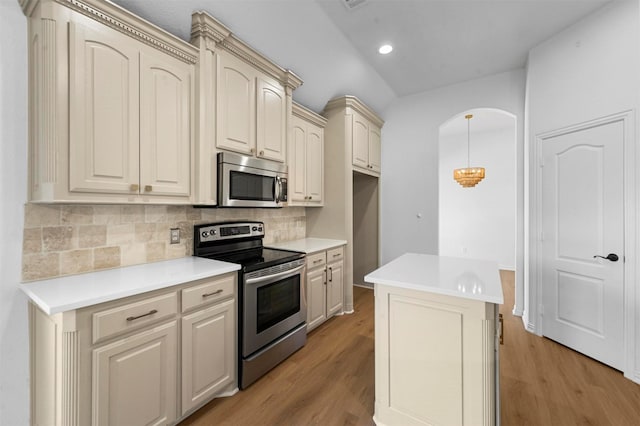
[243,262,306,356]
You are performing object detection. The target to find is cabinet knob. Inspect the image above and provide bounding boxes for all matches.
[259,150,264,156]
[144,185,153,192]
[130,184,139,192]
[250,148,255,154]
[308,196,312,200]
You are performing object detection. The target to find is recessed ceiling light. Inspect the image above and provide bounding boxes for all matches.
[378,44,393,55]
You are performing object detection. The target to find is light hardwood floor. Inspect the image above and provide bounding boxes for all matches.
[181,275,640,425]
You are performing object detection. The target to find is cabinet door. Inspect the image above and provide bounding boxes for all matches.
[290,117,307,202]
[326,260,344,317]
[306,125,324,204]
[306,267,327,332]
[69,21,139,194]
[216,53,255,155]
[352,113,370,170]
[181,298,235,415]
[369,126,381,173]
[256,76,286,162]
[139,50,192,197]
[92,321,177,426]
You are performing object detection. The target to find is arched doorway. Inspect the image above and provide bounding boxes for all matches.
[438,108,517,287]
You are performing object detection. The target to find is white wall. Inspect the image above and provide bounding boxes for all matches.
[524,0,639,380]
[380,69,526,312]
[0,0,29,424]
[439,111,516,269]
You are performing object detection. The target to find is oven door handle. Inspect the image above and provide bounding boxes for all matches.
[245,263,305,286]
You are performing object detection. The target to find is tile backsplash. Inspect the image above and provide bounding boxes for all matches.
[22,204,306,281]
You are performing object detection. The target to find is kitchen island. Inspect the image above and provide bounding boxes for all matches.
[365,253,504,426]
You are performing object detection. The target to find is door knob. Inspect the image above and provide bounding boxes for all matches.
[593,253,619,262]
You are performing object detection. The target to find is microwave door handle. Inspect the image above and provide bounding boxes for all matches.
[275,176,281,203]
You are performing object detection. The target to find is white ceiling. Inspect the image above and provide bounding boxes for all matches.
[111,0,612,111]
[316,0,612,96]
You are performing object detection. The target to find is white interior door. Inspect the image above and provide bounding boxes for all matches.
[540,119,624,370]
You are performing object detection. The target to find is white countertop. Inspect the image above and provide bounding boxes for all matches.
[268,238,347,254]
[20,257,240,315]
[364,253,504,304]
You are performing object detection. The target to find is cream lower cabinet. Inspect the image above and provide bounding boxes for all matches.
[181,296,235,416]
[289,103,326,206]
[374,284,498,426]
[93,321,178,426]
[29,272,237,426]
[306,246,345,332]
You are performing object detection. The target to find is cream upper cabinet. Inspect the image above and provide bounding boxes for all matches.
[139,49,192,197]
[216,53,256,156]
[368,126,382,173]
[256,76,286,162]
[351,111,382,175]
[215,53,287,162]
[352,113,370,170]
[288,103,326,206]
[25,0,198,204]
[68,20,140,195]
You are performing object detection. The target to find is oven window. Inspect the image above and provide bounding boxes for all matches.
[256,274,300,333]
[230,171,275,201]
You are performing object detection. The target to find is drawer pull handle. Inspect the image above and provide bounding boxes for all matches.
[332,253,341,258]
[313,259,323,264]
[126,309,158,322]
[499,313,504,345]
[202,289,223,298]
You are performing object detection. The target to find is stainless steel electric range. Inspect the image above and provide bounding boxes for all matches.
[193,221,306,389]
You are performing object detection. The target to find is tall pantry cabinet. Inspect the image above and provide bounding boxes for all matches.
[306,96,384,312]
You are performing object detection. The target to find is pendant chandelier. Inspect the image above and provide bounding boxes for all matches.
[453,114,485,188]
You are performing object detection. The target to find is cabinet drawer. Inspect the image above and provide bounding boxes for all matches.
[181,274,235,313]
[92,292,178,344]
[327,247,344,263]
[307,252,326,269]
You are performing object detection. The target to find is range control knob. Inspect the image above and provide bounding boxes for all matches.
[252,226,258,231]
[258,227,263,232]
[201,231,208,238]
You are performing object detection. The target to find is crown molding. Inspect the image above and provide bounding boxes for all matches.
[19,0,40,16]
[323,95,384,128]
[292,102,327,128]
[190,11,303,90]
[49,0,198,64]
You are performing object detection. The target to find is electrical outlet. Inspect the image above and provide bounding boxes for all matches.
[170,228,180,244]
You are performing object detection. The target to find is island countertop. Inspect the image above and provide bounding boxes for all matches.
[364,253,504,304]
[20,257,240,315]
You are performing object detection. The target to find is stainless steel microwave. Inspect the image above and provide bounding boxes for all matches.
[217,152,288,208]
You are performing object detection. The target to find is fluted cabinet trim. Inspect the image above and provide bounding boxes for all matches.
[41,18,57,184]
[62,330,80,426]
